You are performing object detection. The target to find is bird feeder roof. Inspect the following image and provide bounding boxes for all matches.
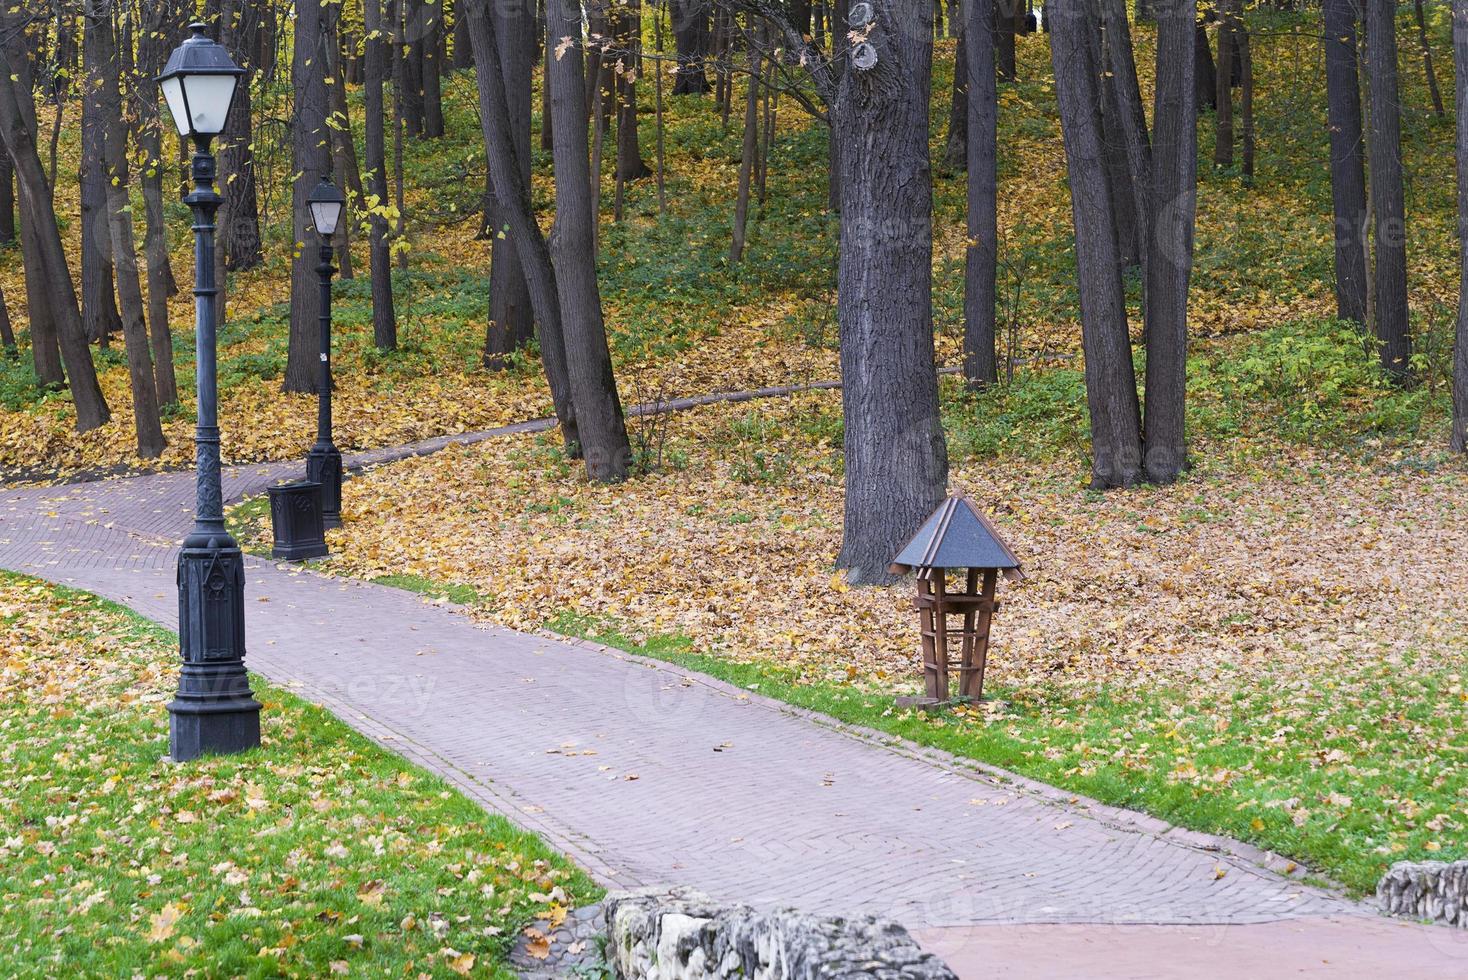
[889,495,1025,579]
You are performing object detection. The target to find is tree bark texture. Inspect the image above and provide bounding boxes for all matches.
[484,0,536,367]
[1049,0,1142,488]
[364,0,399,350]
[1324,0,1368,328]
[286,0,330,394]
[1143,0,1197,484]
[833,0,950,583]
[544,0,632,481]
[963,0,997,388]
[1365,0,1412,380]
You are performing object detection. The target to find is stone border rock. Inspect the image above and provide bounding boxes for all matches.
[1378,860,1468,928]
[605,888,957,979]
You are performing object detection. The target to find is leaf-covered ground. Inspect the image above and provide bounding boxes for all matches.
[6,12,1460,477]
[0,573,596,976]
[237,319,1467,895]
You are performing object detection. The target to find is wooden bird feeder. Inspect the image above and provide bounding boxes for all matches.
[890,495,1024,707]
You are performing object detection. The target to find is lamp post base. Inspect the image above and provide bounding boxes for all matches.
[169,542,261,761]
[168,698,262,761]
[306,443,343,528]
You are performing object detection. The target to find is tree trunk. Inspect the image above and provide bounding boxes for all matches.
[995,0,1017,81]
[219,0,262,271]
[286,0,330,394]
[0,21,108,430]
[1238,7,1254,178]
[1416,0,1445,119]
[422,0,445,137]
[464,0,579,450]
[401,0,425,136]
[1324,0,1368,328]
[1049,0,1142,488]
[943,31,968,172]
[0,149,13,245]
[1214,4,1235,168]
[484,0,535,367]
[1143,0,1197,484]
[365,0,398,350]
[1366,0,1411,381]
[3,21,62,386]
[963,0,997,387]
[1453,0,1468,450]
[833,0,949,583]
[1195,22,1217,112]
[672,0,710,94]
[544,0,632,482]
[80,13,121,350]
[0,282,14,358]
[325,0,366,281]
[614,0,651,181]
[90,0,164,458]
[136,1,180,404]
[729,19,760,266]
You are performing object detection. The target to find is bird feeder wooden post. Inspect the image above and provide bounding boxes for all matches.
[891,496,1024,707]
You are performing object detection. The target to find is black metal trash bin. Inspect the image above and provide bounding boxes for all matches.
[268,480,329,561]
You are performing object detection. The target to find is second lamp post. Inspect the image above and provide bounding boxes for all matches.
[305,178,345,528]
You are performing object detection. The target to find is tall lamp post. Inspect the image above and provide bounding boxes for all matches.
[158,24,260,762]
[305,178,345,528]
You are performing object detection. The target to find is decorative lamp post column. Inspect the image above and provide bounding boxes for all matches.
[158,24,260,762]
[305,178,346,527]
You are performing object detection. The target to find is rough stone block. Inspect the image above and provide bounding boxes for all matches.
[606,887,957,979]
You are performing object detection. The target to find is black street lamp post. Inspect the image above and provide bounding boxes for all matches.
[158,24,260,762]
[305,178,346,527]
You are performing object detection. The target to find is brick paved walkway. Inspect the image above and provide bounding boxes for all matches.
[0,445,1382,939]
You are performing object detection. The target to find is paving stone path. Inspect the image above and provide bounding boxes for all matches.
[3,426,1456,974]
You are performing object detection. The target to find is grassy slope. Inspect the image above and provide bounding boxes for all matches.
[0,572,597,976]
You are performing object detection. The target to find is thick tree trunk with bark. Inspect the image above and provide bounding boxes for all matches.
[422,0,445,137]
[89,0,163,458]
[483,0,535,366]
[1195,22,1217,112]
[1214,4,1235,168]
[365,0,398,350]
[80,15,121,349]
[1100,0,1151,272]
[1324,0,1368,328]
[219,0,262,272]
[672,0,710,94]
[1143,0,1197,484]
[286,0,330,394]
[544,0,631,481]
[1365,0,1411,381]
[943,31,968,172]
[995,0,1017,81]
[4,22,62,388]
[0,21,108,430]
[1049,0,1141,488]
[1454,0,1468,450]
[833,0,949,583]
[963,0,997,387]
[463,0,578,452]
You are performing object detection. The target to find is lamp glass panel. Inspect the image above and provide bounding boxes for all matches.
[160,76,191,136]
[180,74,238,136]
[310,200,344,236]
